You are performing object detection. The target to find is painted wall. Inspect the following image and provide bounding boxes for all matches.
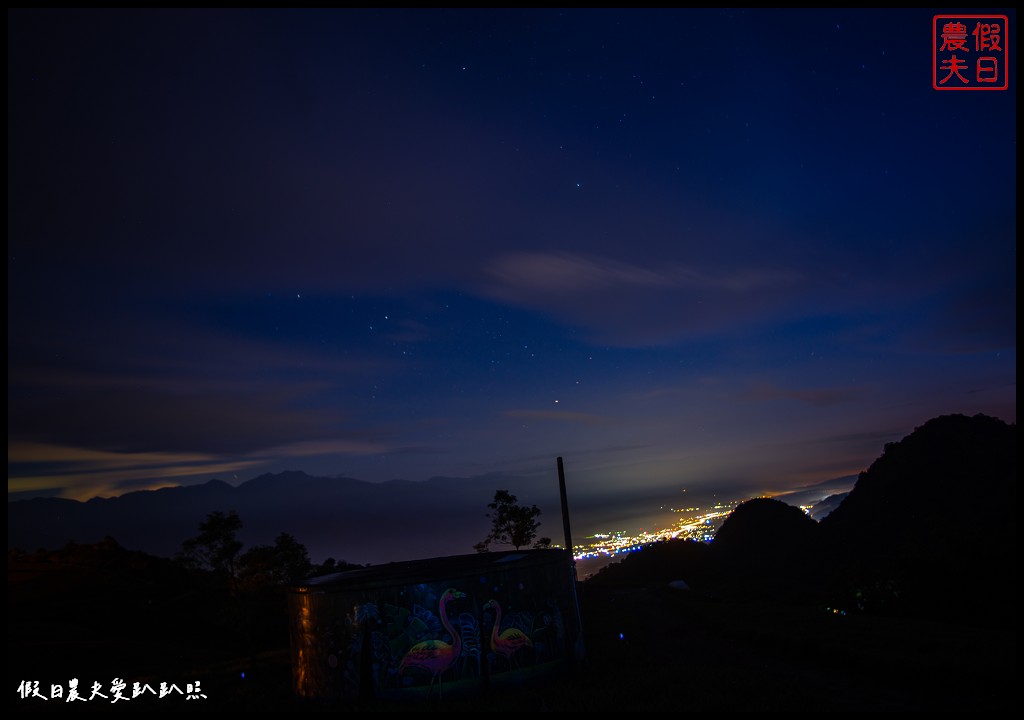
[288,550,581,701]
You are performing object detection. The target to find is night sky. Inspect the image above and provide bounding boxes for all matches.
[8,9,1016,545]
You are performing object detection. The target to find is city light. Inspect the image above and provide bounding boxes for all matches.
[572,501,739,560]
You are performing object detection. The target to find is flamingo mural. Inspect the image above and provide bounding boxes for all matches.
[484,598,533,668]
[397,588,466,698]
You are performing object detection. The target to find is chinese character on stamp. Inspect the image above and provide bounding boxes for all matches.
[933,15,1009,90]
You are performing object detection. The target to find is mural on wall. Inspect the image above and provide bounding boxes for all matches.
[396,588,467,698]
[289,552,578,701]
[484,598,533,670]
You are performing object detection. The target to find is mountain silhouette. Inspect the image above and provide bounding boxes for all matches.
[807,492,848,520]
[818,413,1015,618]
[9,412,1015,602]
[820,414,1014,541]
[7,471,557,566]
[713,497,819,561]
[589,413,1015,621]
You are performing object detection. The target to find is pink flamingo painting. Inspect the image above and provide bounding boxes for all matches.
[484,599,533,667]
[398,588,466,698]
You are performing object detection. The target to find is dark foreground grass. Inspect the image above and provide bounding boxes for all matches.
[10,574,1014,713]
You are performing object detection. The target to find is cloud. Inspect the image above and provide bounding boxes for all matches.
[7,434,412,500]
[262,438,394,458]
[740,382,857,407]
[7,441,265,500]
[9,385,352,456]
[478,251,802,346]
[503,409,613,426]
[801,429,905,447]
[485,251,796,296]
[486,252,673,293]
[929,279,1017,353]
[6,317,400,459]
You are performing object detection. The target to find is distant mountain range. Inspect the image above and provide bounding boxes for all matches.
[807,492,849,520]
[8,467,855,568]
[6,471,527,567]
[774,474,856,520]
[593,414,1015,622]
[712,413,1015,575]
[10,414,1012,571]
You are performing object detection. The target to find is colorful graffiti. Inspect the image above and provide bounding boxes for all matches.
[397,588,466,698]
[484,598,533,669]
[289,551,578,701]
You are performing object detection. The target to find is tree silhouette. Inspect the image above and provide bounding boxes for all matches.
[238,532,313,587]
[475,490,551,551]
[179,510,244,580]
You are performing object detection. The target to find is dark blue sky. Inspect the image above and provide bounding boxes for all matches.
[8,9,1016,536]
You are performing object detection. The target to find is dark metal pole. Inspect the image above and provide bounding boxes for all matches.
[557,456,586,664]
[557,456,573,554]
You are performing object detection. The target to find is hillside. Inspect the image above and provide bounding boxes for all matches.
[8,413,1016,712]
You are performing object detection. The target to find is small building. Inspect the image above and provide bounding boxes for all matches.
[288,549,582,701]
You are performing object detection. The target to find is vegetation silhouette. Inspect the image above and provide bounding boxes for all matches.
[590,413,1015,622]
[7,413,1015,711]
[818,413,1015,620]
[179,509,244,584]
[474,489,551,552]
[711,496,824,602]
